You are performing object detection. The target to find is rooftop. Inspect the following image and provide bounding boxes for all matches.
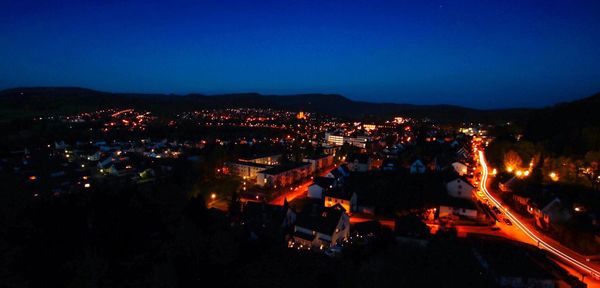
[259,162,311,175]
[324,189,354,201]
[228,160,271,168]
[295,205,344,236]
[239,152,282,161]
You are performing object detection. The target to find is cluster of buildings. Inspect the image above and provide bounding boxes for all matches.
[325,132,371,149]
[226,153,334,188]
[239,169,354,251]
[0,136,191,198]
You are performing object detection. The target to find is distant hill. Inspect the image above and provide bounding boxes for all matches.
[524,92,600,155]
[0,86,532,123]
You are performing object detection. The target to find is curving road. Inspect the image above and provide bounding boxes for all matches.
[478,150,600,280]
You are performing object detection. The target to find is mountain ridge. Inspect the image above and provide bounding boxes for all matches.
[0,86,575,123]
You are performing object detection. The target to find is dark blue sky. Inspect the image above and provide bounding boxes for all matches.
[2,0,600,108]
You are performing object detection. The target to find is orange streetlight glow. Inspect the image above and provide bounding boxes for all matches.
[479,151,600,278]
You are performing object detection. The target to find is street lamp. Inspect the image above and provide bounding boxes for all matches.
[211,193,216,200]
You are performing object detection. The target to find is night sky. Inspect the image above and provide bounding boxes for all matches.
[2,0,600,108]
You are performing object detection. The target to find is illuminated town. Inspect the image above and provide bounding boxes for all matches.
[2,1,600,287]
[2,95,599,286]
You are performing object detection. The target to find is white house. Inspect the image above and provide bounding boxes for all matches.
[307,177,337,199]
[451,162,469,176]
[439,197,478,219]
[293,205,350,249]
[410,159,426,174]
[445,177,475,200]
[324,189,358,213]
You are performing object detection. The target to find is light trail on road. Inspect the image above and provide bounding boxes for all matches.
[478,150,600,278]
[111,108,134,117]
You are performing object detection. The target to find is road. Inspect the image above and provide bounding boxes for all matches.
[478,150,600,282]
[269,166,337,205]
[349,216,395,229]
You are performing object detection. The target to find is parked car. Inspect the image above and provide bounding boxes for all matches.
[504,218,512,226]
[492,206,502,215]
